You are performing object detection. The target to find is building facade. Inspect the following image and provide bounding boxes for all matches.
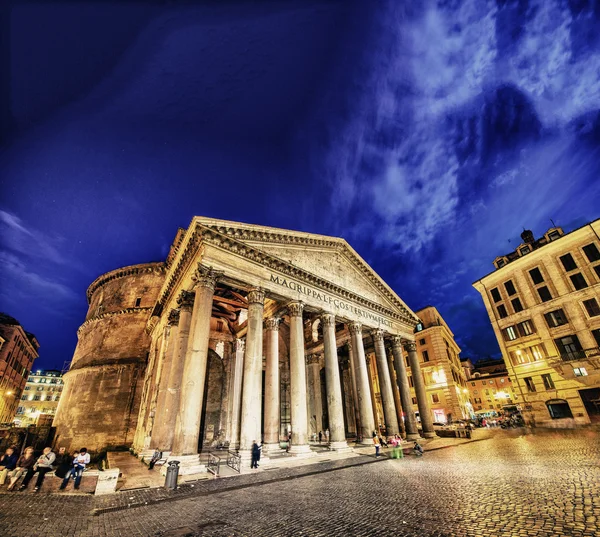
[15,370,64,426]
[54,217,437,470]
[473,220,600,427]
[0,313,40,424]
[462,359,517,414]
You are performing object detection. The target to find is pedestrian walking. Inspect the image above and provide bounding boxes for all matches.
[0,447,18,485]
[19,446,56,492]
[286,431,292,453]
[251,440,260,469]
[325,429,329,443]
[373,434,381,457]
[53,447,73,479]
[6,447,35,491]
[59,448,90,490]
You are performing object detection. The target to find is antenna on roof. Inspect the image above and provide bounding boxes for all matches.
[550,218,557,228]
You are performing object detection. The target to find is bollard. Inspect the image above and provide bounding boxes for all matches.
[164,460,180,490]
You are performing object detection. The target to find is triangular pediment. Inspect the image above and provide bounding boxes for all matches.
[193,217,416,324]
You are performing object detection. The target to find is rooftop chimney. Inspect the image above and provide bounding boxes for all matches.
[521,229,534,244]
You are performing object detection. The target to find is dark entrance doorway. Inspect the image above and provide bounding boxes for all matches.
[579,388,600,424]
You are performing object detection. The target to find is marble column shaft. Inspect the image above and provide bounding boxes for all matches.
[372,330,400,436]
[288,302,310,453]
[171,268,218,456]
[348,322,376,443]
[228,338,245,449]
[387,344,406,435]
[263,318,280,449]
[391,336,419,439]
[347,341,361,435]
[405,340,436,438]
[239,289,265,453]
[162,292,195,450]
[321,313,348,449]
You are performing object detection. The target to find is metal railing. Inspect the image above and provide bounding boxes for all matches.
[207,452,220,476]
[558,347,600,362]
[227,451,241,473]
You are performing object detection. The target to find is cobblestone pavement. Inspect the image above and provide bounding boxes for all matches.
[1,429,599,537]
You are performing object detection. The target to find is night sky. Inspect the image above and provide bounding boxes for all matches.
[1,0,599,371]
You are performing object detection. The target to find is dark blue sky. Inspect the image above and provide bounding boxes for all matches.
[1,0,599,370]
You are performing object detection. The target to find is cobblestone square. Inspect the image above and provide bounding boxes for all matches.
[1,430,599,537]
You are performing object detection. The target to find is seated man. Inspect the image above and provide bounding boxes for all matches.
[0,447,18,485]
[148,448,163,470]
[59,448,90,490]
[19,447,56,492]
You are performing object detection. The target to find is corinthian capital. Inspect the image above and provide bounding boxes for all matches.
[391,335,403,347]
[287,301,304,317]
[320,313,336,327]
[235,338,245,353]
[247,288,265,305]
[403,339,417,352]
[192,264,222,291]
[348,322,362,335]
[371,328,385,342]
[167,309,180,326]
[177,290,195,310]
[306,354,321,365]
[265,317,280,331]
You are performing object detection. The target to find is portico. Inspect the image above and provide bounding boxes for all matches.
[133,217,435,472]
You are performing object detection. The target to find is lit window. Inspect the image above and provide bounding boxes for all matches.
[574,367,588,377]
[500,378,505,383]
[545,309,568,328]
[517,320,534,337]
[504,326,518,341]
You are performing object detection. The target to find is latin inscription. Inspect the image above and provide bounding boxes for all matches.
[269,274,393,328]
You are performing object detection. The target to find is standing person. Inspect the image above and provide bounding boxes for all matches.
[325,429,329,443]
[250,441,260,469]
[53,447,73,479]
[6,447,35,491]
[59,448,90,490]
[148,448,162,470]
[19,447,56,492]
[373,434,381,457]
[0,447,18,485]
[318,431,322,444]
[286,431,292,453]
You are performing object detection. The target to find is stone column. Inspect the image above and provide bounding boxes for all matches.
[366,356,381,429]
[347,341,361,437]
[321,313,349,451]
[391,336,419,440]
[387,343,405,436]
[239,289,265,460]
[306,354,323,439]
[405,339,435,438]
[162,291,195,450]
[288,302,312,455]
[171,267,219,463]
[150,310,179,449]
[371,329,400,436]
[263,317,281,453]
[228,338,245,449]
[348,322,376,444]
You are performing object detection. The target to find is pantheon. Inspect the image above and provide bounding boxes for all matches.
[53,217,435,472]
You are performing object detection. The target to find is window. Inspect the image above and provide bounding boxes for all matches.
[530,345,545,362]
[560,253,577,271]
[511,298,524,313]
[432,394,440,403]
[412,397,417,405]
[504,326,518,341]
[500,378,505,383]
[408,376,414,388]
[555,335,583,359]
[538,286,552,302]
[135,297,142,307]
[485,389,490,395]
[496,259,506,268]
[542,374,555,390]
[545,309,568,328]
[529,268,544,284]
[592,329,600,348]
[524,377,536,392]
[473,390,478,395]
[546,399,572,419]
[574,367,588,377]
[582,243,600,262]
[594,265,600,280]
[21,395,26,400]
[583,299,600,317]
[548,230,561,241]
[33,395,41,401]
[471,382,476,386]
[570,273,588,290]
[490,288,502,303]
[519,246,530,256]
[497,305,508,319]
[422,350,429,362]
[489,380,494,385]
[517,320,534,337]
[504,280,517,296]
[419,338,425,345]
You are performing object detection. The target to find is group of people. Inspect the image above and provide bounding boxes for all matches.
[0,445,91,492]
[372,433,423,458]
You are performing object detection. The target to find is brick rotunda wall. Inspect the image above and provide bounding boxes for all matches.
[53,262,166,454]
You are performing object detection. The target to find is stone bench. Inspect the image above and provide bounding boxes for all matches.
[9,468,119,495]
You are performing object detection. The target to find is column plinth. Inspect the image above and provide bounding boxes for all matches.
[348,322,376,445]
[405,339,435,438]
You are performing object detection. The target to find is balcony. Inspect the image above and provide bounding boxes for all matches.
[548,347,600,384]
[558,347,600,362]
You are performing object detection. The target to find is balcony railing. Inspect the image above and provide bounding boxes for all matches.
[558,347,600,362]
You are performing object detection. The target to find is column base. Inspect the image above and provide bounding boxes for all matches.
[423,431,437,439]
[328,441,353,453]
[160,454,206,476]
[288,444,318,458]
[262,443,284,455]
[359,438,375,446]
[406,433,420,441]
